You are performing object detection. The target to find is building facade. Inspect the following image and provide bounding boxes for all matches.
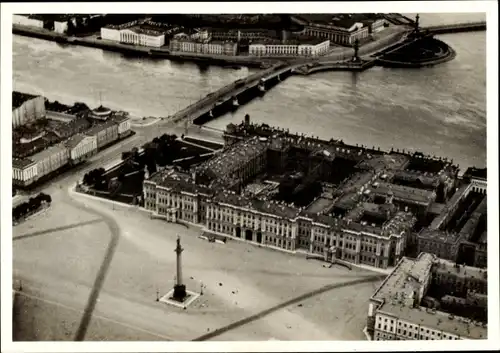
[112,115,132,137]
[30,144,70,179]
[64,133,97,164]
[12,92,46,128]
[101,23,165,47]
[84,121,119,150]
[169,38,238,56]
[249,39,330,57]
[54,20,68,34]
[12,159,38,187]
[302,22,369,45]
[368,253,487,341]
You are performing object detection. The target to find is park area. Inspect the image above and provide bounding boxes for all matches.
[78,134,217,204]
[12,188,382,341]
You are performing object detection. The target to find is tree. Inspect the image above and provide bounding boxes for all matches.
[122,151,132,160]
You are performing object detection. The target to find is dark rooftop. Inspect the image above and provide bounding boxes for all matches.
[464,167,487,181]
[12,91,40,110]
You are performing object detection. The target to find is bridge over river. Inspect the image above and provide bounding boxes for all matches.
[168,19,484,126]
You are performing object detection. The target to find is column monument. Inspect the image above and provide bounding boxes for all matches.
[172,235,187,301]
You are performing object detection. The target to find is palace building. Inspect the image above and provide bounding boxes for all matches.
[142,120,485,271]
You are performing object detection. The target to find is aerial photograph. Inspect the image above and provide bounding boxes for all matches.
[3,2,497,349]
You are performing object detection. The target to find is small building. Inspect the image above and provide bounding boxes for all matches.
[12,158,38,187]
[64,133,97,164]
[12,14,44,28]
[30,144,70,179]
[12,91,46,128]
[84,121,119,150]
[54,20,69,34]
[90,105,112,121]
[111,114,131,137]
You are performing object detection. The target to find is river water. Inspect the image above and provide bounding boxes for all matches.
[13,13,486,170]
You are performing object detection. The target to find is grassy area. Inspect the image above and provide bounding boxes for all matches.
[183,137,224,150]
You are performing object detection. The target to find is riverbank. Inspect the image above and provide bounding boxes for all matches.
[13,25,273,68]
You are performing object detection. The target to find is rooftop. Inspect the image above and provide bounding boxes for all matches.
[297,14,367,32]
[63,133,86,150]
[12,91,40,110]
[250,36,328,46]
[372,253,436,303]
[356,154,409,172]
[12,158,36,169]
[30,143,68,163]
[84,121,116,136]
[464,167,487,181]
[197,136,268,182]
[214,191,300,219]
[148,168,213,196]
[371,182,436,205]
[418,229,461,245]
[124,25,165,37]
[433,259,487,282]
[378,302,487,339]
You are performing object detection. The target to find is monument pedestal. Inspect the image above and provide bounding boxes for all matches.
[173,284,187,301]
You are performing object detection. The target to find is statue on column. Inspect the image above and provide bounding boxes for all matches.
[173,235,187,301]
[415,14,420,36]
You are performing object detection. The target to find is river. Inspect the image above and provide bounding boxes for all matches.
[13,13,486,170]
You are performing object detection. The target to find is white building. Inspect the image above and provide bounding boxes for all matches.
[12,14,44,28]
[100,23,165,48]
[30,144,70,179]
[249,39,330,57]
[111,115,132,137]
[12,92,46,128]
[54,20,68,34]
[170,37,238,56]
[64,134,97,164]
[12,158,38,187]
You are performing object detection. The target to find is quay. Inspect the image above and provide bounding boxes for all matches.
[422,21,486,35]
[12,16,482,128]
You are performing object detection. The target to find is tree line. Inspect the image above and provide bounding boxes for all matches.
[13,193,52,222]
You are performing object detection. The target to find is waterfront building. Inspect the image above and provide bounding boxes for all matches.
[210,28,277,41]
[54,20,68,34]
[12,14,44,28]
[249,38,330,57]
[292,15,371,45]
[12,158,38,187]
[30,144,70,180]
[367,253,487,341]
[111,114,132,138]
[101,21,166,48]
[12,92,46,128]
[169,35,238,56]
[84,120,119,150]
[63,133,97,164]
